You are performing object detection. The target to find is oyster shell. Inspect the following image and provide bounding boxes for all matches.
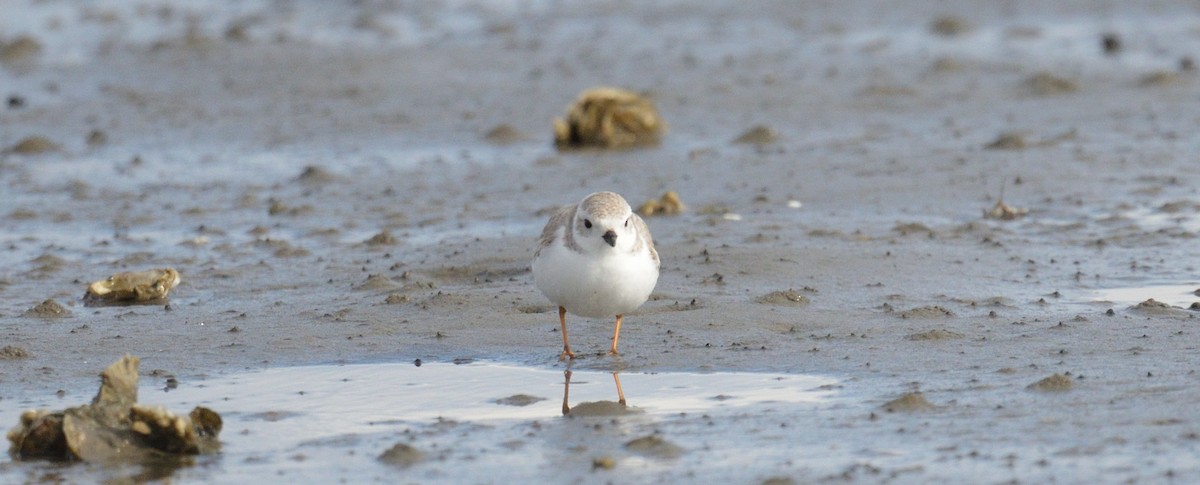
[85,268,181,303]
[553,87,663,149]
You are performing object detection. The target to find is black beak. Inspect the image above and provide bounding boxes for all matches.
[602,230,617,247]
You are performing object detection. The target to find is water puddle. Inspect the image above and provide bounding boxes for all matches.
[2,361,838,483]
[1088,284,1199,308]
[1119,204,1200,233]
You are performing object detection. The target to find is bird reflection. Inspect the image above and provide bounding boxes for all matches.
[561,369,629,416]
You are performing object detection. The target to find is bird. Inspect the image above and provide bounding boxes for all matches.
[532,191,659,359]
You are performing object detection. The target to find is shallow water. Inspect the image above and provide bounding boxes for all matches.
[2,361,838,483]
[1089,283,1200,308]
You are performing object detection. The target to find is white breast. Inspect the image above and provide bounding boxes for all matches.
[533,238,658,318]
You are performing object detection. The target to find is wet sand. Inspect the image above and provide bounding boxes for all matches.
[2,0,1200,482]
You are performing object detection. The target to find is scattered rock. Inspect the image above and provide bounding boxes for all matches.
[295,165,338,185]
[9,209,38,220]
[419,291,468,309]
[1028,373,1072,391]
[639,191,685,216]
[930,57,966,72]
[1131,298,1192,317]
[592,456,617,470]
[7,355,221,461]
[859,85,916,97]
[23,299,71,318]
[0,345,32,359]
[1136,298,1170,309]
[224,21,250,42]
[987,129,1076,150]
[354,274,397,291]
[899,306,955,319]
[8,136,61,155]
[958,296,1016,307]
[0,36,42,62]
[984,199,1029,220]
[733,125,779,145]
[1026,72,1078,95]
[985,132,1027,150]
[84,268,181,304]
[905,329,964,340]
[402,280,437,292]
[1158,200,1200,213]
[624,435,683,459]
[384,293,411,304]
[484,124,525,144]
[273,245,310,258]
[493,394,546,407]
[1101,32,1121,55]
[378,443,424,468]
[930,16,971,37]
[267,199,313,216]
[553,87,663,149]
[1140,70,1181,87]
[756,290,810,306]
[881,392,935,412]
[892,222,934,236]
[29,254,68,274]
[86,130,107,146]
[364,230,398,246]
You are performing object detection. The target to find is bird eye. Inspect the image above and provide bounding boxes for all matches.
[583,219,592,229]
[624,218,630,227]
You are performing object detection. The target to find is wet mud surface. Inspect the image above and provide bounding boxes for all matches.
[3,0,1200,482]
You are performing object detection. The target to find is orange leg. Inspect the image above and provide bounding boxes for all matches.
[561,369,573,415]
[612,372,626,406]
[559,306,576,360]
[609,314,624,355]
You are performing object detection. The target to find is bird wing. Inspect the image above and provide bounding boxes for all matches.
[536,204,576,256]
[632,213,659,267]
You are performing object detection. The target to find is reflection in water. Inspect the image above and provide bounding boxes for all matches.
[561,370,628,416]
[129,454,205,483]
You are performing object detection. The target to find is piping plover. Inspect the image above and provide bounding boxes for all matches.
[533,191,659,359]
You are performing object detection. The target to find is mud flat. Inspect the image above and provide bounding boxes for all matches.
[3,0,1200,482]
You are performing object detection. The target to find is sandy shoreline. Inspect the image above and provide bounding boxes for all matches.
[3,1,1199,482]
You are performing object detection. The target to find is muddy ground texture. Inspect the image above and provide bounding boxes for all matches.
[2,0,1200,482]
